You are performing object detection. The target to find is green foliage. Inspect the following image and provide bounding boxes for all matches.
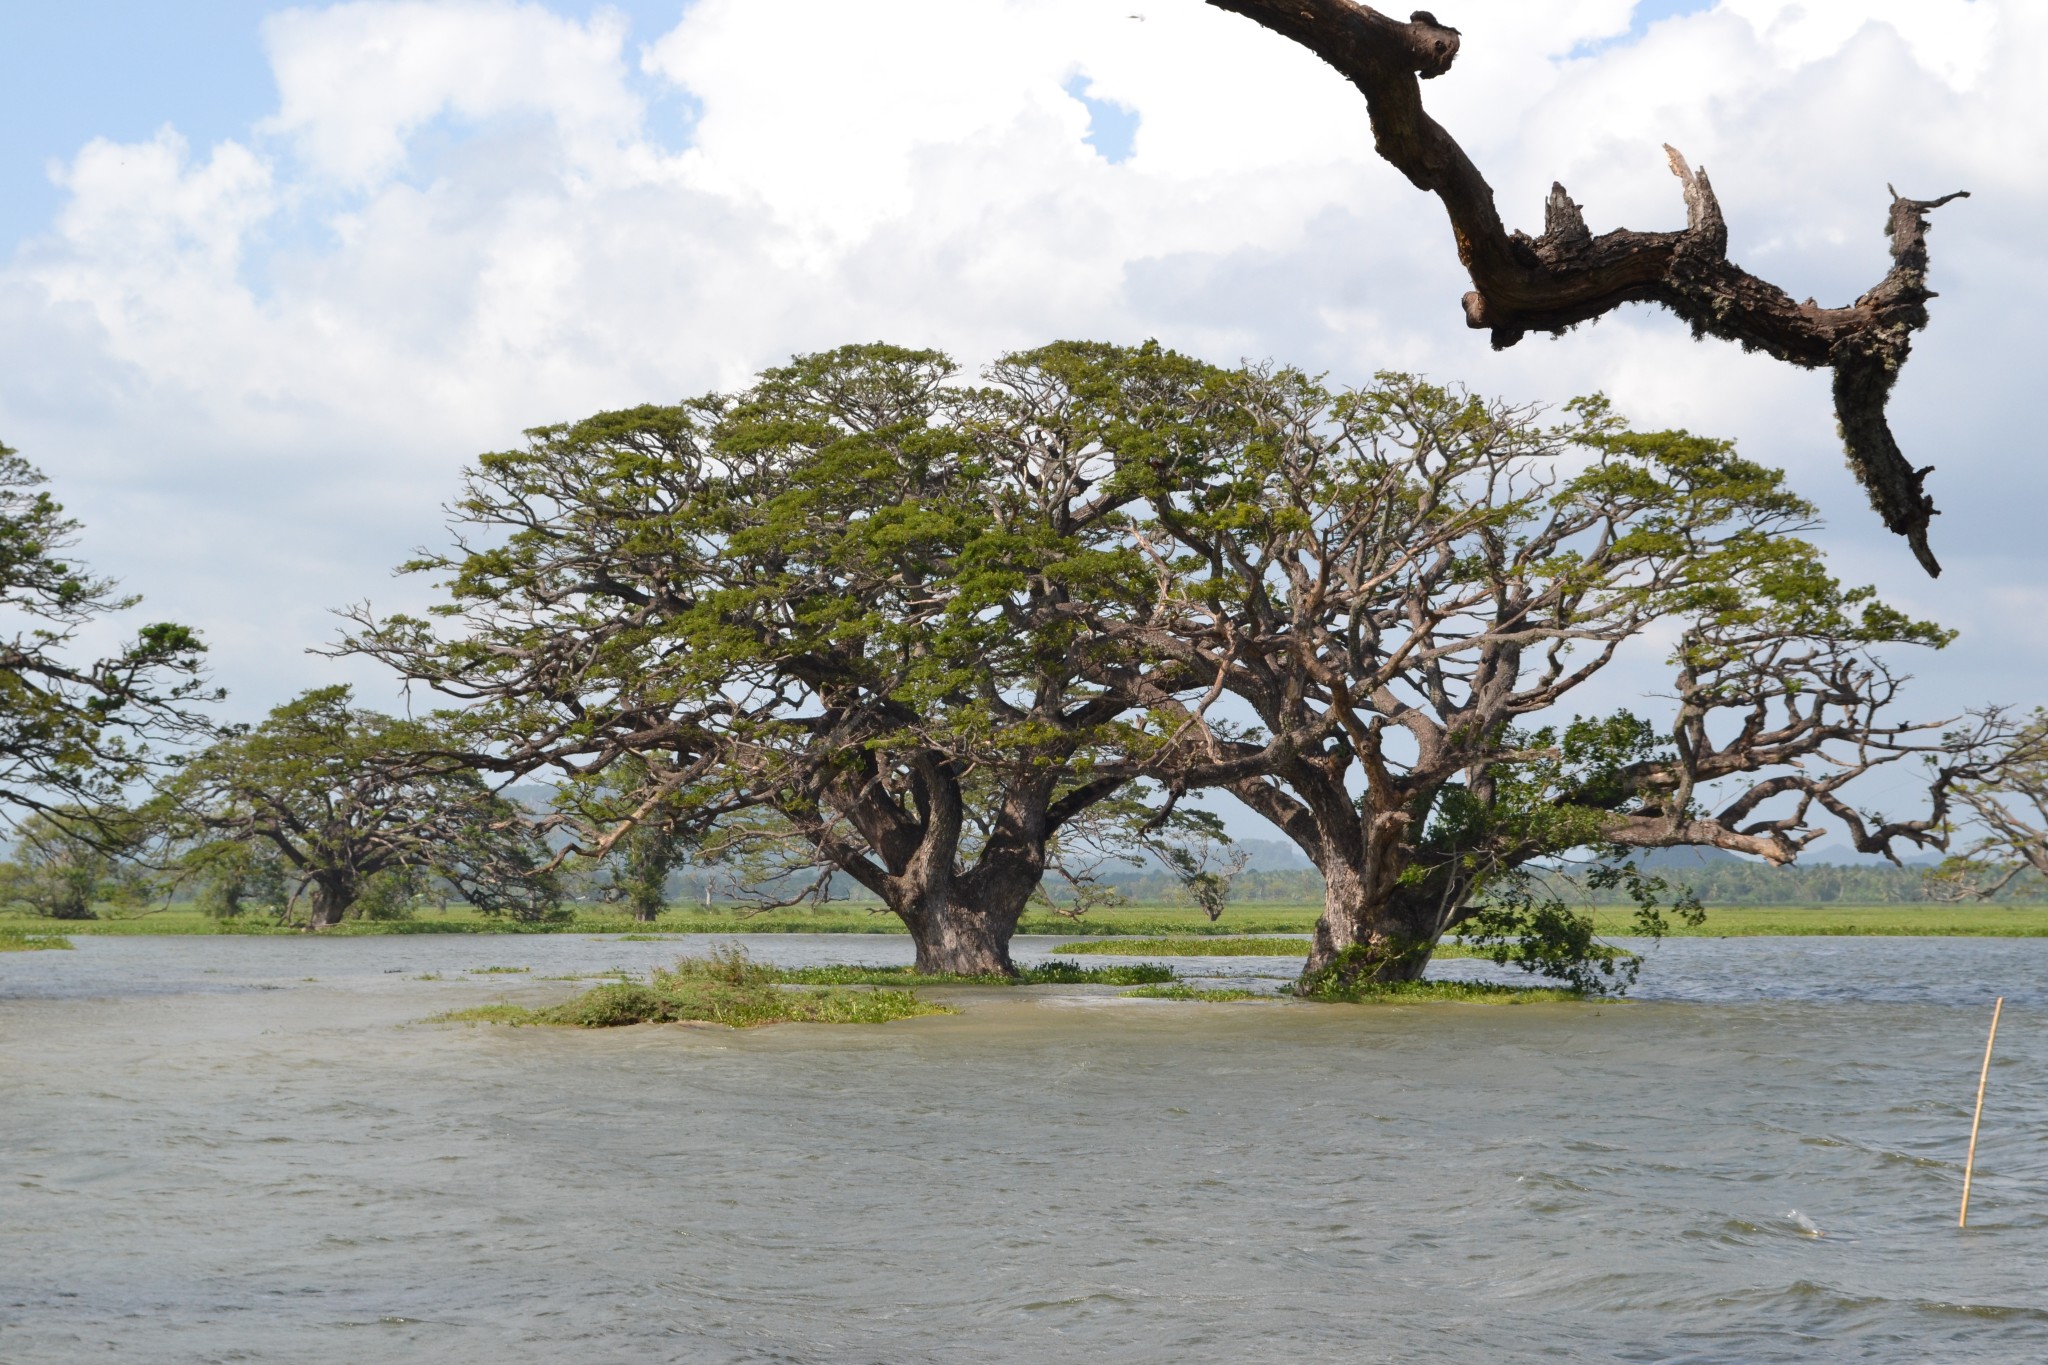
[0,811,155,919]
[1122,984,1265,1001]
[182,838,290,920]
[0,444,217,832]
[347,868,426,922]
[0,927,72,950]
[1456,860,1704,995]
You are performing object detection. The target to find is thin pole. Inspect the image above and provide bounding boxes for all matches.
[1959,996,2005,1228]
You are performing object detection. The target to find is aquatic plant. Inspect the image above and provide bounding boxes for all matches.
[0,927,72,950]
[1053,935,1311,957]
[1292,973,1584,1006]
[434,946,954,1029]
[1122,984,1265,1002]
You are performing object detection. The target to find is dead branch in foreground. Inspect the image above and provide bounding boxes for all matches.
[1205,1,1968,575]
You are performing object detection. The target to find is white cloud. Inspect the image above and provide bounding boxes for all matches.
[0,0,2042,729]
[260,0,644,188]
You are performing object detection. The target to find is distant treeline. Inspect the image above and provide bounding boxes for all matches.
[1087,861,2048,908]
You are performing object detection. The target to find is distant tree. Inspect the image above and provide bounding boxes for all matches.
[178,837,291,920]
[0,809,154,919]
[159,687,560,927]
[0,443,216,833]
[559,756,693,922]
[1924,708,2048,901]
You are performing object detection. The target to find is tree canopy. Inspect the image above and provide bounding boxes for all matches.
[0,443,216,832]
[1099,365,1962,989]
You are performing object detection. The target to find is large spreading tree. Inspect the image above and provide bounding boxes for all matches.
[1105,365,1968,990]
[340,344,1236,973]
[0,443,216,832]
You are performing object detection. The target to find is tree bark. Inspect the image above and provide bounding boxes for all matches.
[885,854,1040,976]
[1204,0,1967,575]
[306,876,353,929]
[1301,851,1443,987]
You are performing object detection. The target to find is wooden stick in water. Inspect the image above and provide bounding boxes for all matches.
[1959,995,2005,1228]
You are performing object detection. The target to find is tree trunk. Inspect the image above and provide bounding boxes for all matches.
[890,861,1039,977]
[1300,862,1441,989]
[905,898,1022,976]
[306,877,353,929]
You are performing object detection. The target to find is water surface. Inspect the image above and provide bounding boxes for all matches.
[4,934,2044,1362]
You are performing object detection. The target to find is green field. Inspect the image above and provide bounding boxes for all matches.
[6,901,2048,939]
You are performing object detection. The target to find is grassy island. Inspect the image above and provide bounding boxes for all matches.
[432,950,1183,1029]
[436,948,959,1029]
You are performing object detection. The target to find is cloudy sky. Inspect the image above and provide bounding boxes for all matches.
[1,0,2040,767]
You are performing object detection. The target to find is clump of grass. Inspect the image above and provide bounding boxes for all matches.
[436,1002,533,1024]
[1053,936,1306,957]
[1122,984,1267,1001]
[434,945,954,1029]
[0,928,73,951]
[1025,959,1174,984]
[769,959,1175,986]
[1295,979,1584,1005]
[609,933,674,941]
[1052,935,1487,961]
[468,965,530,974]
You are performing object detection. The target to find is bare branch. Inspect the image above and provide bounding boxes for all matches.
[1204,0,1967,574]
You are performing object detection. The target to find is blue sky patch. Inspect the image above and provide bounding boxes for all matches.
[1063,75,1140,165]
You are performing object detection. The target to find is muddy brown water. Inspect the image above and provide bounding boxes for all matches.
[4,934,2047,1363]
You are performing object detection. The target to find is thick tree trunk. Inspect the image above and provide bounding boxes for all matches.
[887,859,1039,977]
[306,877,353,929]
[1301,862,1443,987]
[904,899,1023,976]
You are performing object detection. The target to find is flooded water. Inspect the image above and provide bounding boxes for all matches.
[4,934,2046,1363]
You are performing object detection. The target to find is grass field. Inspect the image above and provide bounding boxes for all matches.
[7,902,2048,938]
